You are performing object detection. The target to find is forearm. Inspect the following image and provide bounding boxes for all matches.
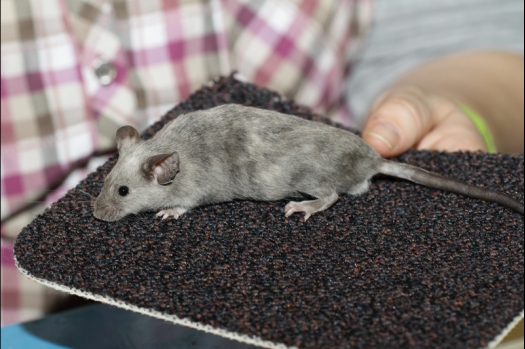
[391,51,524,153]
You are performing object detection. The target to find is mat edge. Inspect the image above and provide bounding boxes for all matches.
[488,310,524,348]
[14,258,297,349]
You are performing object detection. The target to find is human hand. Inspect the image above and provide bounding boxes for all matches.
[362,86,488,157]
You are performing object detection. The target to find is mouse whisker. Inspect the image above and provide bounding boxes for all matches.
[77,190,96,200]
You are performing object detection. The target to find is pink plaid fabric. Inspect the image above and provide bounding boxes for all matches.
[1,0,372,326]
[1,237,63,325]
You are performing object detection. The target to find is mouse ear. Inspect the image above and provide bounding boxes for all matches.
[142,152,180,185]
[116,126,140,152]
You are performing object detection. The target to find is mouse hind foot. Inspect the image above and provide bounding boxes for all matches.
[284,192,338,221]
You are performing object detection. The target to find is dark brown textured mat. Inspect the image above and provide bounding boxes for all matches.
[15,75,524,349]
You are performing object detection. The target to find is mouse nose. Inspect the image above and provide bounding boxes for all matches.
[93,203,120,222]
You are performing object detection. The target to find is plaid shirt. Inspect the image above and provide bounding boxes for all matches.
[1,0,372,325]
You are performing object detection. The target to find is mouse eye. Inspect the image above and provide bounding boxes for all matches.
[118,186,129,197]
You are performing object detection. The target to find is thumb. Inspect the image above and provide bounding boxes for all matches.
[362,87,435,157]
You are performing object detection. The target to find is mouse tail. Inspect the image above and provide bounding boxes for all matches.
[379,160,524,215]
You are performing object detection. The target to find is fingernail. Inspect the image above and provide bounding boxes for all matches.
[364,122,400,150]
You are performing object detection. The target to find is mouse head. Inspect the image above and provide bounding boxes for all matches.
[93,126,179,222]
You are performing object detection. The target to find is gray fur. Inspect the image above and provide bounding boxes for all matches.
[93,104,524,222]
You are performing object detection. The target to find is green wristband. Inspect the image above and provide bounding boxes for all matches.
[459,104,497,154]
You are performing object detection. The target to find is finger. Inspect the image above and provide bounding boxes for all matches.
[416,109,487,152]
[362,87,434,157]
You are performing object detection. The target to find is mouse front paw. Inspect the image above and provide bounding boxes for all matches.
[156,207,188,220]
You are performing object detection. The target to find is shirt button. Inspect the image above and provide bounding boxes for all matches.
[93,58,117,86]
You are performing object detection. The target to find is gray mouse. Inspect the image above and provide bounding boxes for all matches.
[93,104,524,222]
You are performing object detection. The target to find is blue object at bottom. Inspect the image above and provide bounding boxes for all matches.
[1,303,257,349]
[2,324,69,349]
